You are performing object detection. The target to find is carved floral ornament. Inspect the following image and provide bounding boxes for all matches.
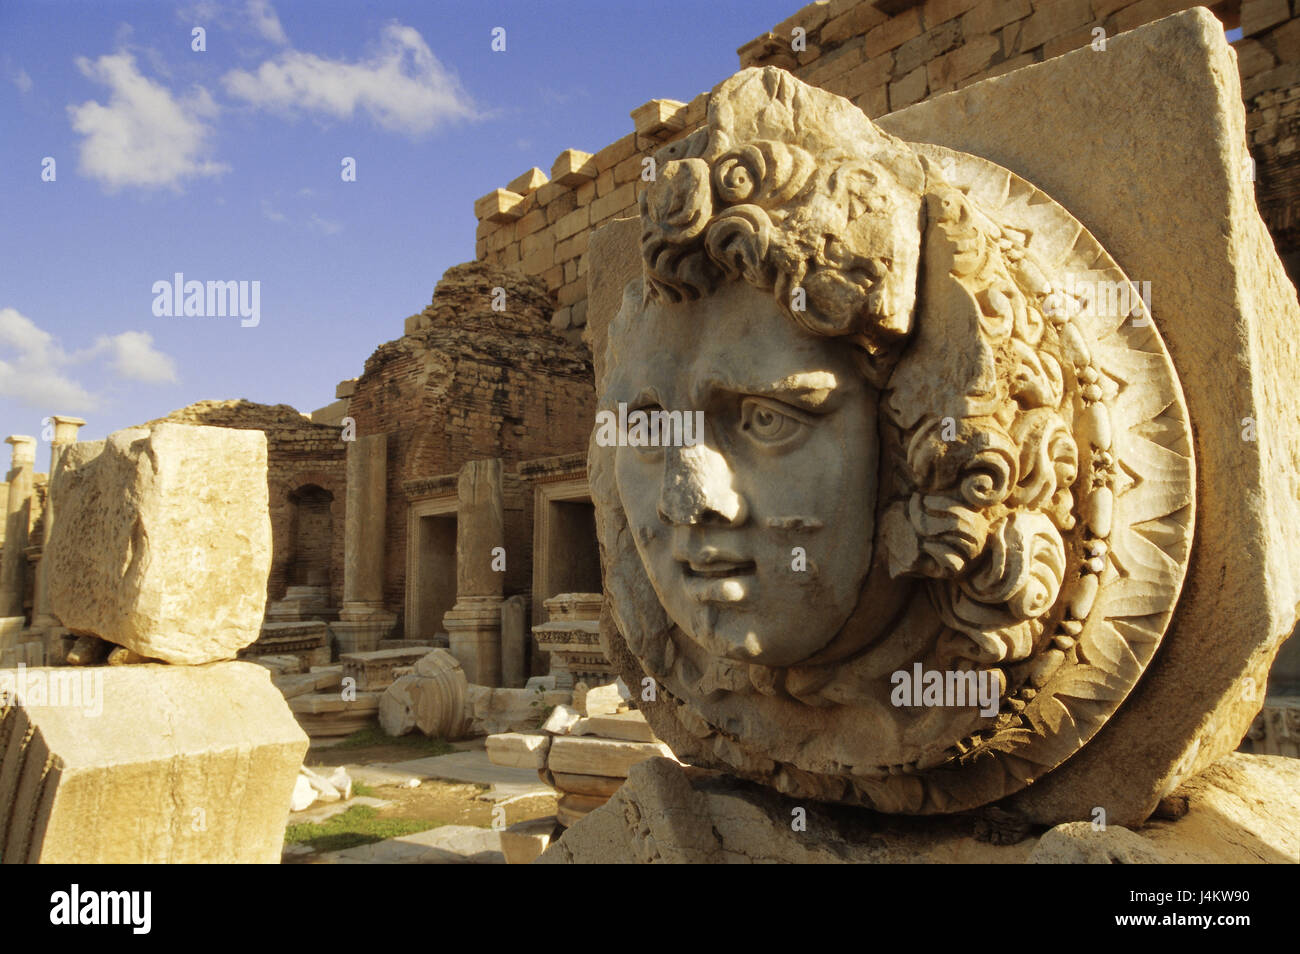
[589,68,1195,813]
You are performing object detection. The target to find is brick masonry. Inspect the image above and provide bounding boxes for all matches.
[347,262,595,631]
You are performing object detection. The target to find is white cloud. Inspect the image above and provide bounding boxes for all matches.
[261,198,287,223]
[0,308,178,412]
[308,214,341,235]
[0,308,97,411]
[91,331,178,384]
[68,52,227,191]
[222,22,476,135]
[247,0,287,44]
[13,68,32,93]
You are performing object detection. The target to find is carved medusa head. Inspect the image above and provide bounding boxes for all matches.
[589,67,1193,813]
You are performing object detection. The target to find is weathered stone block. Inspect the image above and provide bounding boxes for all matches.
[46,423,272,666]
[0,661,306,863]
[485,731,551,768]
[879,8,1300,825]
[547,736,676,778]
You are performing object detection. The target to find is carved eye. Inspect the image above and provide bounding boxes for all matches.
[739,397,807,447]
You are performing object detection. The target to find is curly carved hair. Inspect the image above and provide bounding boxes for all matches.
[638,68,1094,671]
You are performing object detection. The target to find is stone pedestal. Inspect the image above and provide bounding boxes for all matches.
[266,584,335,622]
[0,436,35,620]
[533,593,610,690]
[30,416,84,633]
[329,612,397,656]
[444,595,504,686]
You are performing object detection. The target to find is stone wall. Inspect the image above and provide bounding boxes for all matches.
[346,262,595,631]
[472,0,1300,311]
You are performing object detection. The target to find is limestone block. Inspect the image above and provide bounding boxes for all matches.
[485,731,551,769]
[551,771,625,799]
[500,815,560,865]
[572,711,656,743]
[547,736,676,778]
[630,98,688,138]
[879,7,1300,826]
[273,667,342,699]
[537,753,1300,864]
[0,661,306,863]
[543,703,581,735]
[551,149,596,186]
[474,188,525,222]
[465,685,548,736]
[557,792,607,827]
[45,423,272,666]
[575,680,629,717]
[507,167,548,194]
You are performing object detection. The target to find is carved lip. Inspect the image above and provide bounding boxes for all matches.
[683,559,756,578]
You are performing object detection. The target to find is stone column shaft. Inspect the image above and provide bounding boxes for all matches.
[445,458,506,685]
[32,415,85,629]
[342,432,387,611]
[0,436,37,619]
[331,432,396,655]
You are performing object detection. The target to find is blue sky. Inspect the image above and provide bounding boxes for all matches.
[1,0,797,444]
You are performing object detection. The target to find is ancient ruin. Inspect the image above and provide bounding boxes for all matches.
[1,0,1298,870]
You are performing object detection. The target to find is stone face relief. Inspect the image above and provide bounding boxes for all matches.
[589,67,1196,813]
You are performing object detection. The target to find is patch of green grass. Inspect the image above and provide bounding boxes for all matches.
[352,781,376,797]
[333,724,454,756]
[285,805,439,852]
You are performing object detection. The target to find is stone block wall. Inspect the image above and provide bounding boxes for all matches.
[473,97,711,334]
[472,0,1300,315]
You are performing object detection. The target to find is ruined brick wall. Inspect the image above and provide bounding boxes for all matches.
[347,262,595,630]
[152,400,347,607]
[473,0,1300,313]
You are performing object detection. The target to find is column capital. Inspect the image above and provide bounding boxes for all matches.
[5,435,36,467]
[49,416,86,445]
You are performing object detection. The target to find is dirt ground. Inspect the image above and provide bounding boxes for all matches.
[283,736,558,862]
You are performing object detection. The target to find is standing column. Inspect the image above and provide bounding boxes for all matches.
[443,458,506,686]
[330,433,395,654]
[31,416,86,631]
[0,436,37,621]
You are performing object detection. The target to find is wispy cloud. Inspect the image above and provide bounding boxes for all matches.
[0,308,176,412]
[247,0,288,45]
[222,22,476,135]
[308,214,341,235]
[12,68,32,93]
[88,330,177,384]
[68,52,226,191]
